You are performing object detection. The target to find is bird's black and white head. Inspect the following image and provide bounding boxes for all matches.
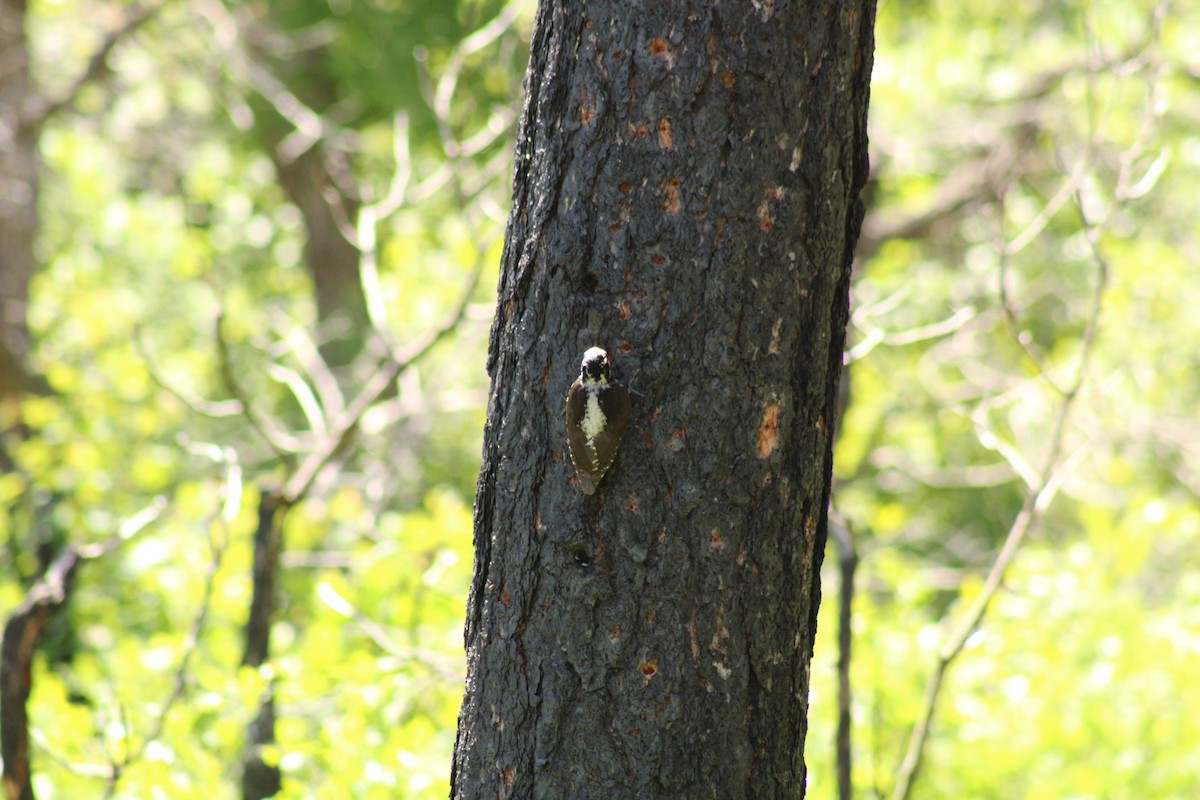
[580,346,611,386]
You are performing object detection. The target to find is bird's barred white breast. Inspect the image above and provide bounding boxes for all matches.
[581,391,606,443]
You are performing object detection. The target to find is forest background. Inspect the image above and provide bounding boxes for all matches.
[1,0,1198,797]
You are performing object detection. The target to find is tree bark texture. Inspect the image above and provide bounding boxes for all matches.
[453,0,874,797]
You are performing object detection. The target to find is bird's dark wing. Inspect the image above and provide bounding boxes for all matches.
[592,385,632,477]
[565,383,599,494]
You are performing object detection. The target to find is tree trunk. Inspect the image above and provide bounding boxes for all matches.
[0,0,38,401]
[240,490,285,800]
[269,143,371,370]
[1,551,80,800]
[247,47,372,371]
[452,0,875,797]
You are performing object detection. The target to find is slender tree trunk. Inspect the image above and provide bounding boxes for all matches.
[0,0,38,401]
[269,143,371,369]
[1,552,79,800]
[247,45,371,371]
[452,0,875,797]
[240,490,285,800]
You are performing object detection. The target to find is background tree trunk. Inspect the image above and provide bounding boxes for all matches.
[268,141,370,370]
[248,48,372,371]
[452,0,875,797]
[0,0,39,402]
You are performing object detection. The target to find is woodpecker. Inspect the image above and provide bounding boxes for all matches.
[565,347,631,495]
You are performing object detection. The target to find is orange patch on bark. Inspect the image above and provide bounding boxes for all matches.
[658,118,673,150]
[662,178,682,214]
[757,403,781,458]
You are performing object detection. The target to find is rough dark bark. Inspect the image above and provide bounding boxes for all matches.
[452,0,875,798]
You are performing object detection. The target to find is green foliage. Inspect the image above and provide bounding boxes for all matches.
[3,0,526,796]
[807,0,1200,797]
[5,0,1198,796]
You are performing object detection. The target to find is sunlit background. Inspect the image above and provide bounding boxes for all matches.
[1,0,1198,797]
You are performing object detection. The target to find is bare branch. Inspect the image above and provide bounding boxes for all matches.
[887,10,1165,793]
[267,363,329,438]
[77,497,168,561]
[1003,151,1092,256]
[374,112,413,218]
[3,552,82,799]
[2,499,165,799]
[215,311,302,458]
[356,203,395,347]
[125,487,230,771]
[995,192,1063,393]
[280,246,485,507]
[894,223,1110,797]
[20,3,163,133]
[135,327,244,418]
[423,0,524,159]
[846,305,976,364]
[239,48,326,162]
[315,582,462,681]
[267,311,346,422]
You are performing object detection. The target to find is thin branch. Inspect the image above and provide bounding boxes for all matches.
[215,311,301,458]
[127,515,226,765]
[2,499,165,799]
[315,582,461,681]
[858,37,1157,268]
[289,321,458,503]
[888,13,1156,792]
[20,3,163,133]
[99,699,130,797]
[1003,151,1092,256]
[117,454,236,789]
[457,106,519,159]
[243,53,325,163]
[76,497,168,561]
[266,310,346,422]
[995,189,1063,393]
[970,392,1040,490]
[424,0,524,159]
[26,727,111,779]
[267,363,328,438]
[846,306,976,364]
[135,327,244,418]
[281,214,489,506]
[892,359,1098,799]
[829,511,858,800]
[374,112,413,219]
[356,202,395,347]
